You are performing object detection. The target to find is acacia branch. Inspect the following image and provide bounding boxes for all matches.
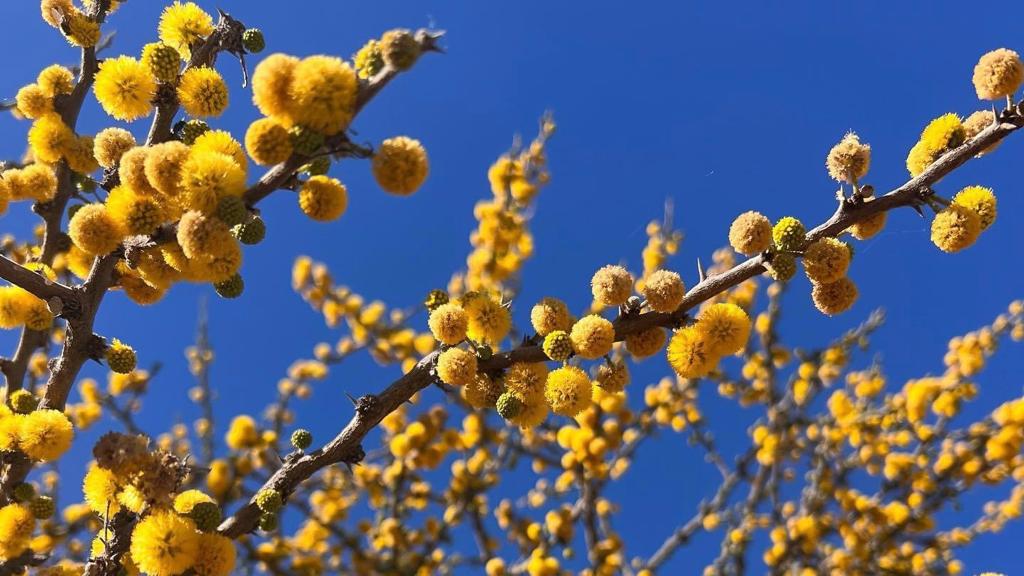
[0,255,78,306]
[218,104,1024,540]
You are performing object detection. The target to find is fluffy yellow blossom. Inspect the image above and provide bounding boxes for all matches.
[19,409,73,462]
[180,152,246,214]
[93,56,156,121]
[696,303,750,356]
[591,265,633,307]
[667,326,717,378]
[436,347,477,386]
[811,276,858,316]
[463,295,511,344]
[569,315,615,359]
[225,415,259,450]
[972,48,1024,100]
[729,211,772,256]
[962,110,1000,156]
[299,176,348,222]
[289,55,358,135]
[178,67,228,117]
[952,186,997,230]
[931,204,981,253]
[194,533,236,576]
[530,297,572,336]
[802,237,851,284]
[130,510,200,576]
[69,204,122,256]
[0,504,35,561]
[372,136,430,195]
[37,64,75,97]
[16,84,52,119]
[252,53,299,120]
[642,269,685,313]
[504,362,549,401]
[94,127,137,169]
[625,326,667,359]
[144,140,191,198]
[106,186,165,236]
[545,366,592,417]
[83,463,121,514]
[849,210,887,240]
[826,132,871,183]
[428,303,468,345]
[245,117,293,166]
[158,1,214,60]
[27,113,74,164]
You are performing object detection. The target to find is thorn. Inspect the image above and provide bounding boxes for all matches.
[911,203,925,218]
[696,258,707,283]
[345,391,358,406]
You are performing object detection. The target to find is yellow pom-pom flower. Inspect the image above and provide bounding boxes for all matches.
[119,147,160,196]
[642,269,685,313]
[931,204,981,253]
[144,140,191,198]
[463,295,511,344]
[194,533,236,576]
[18,164,58,202]
[251,53,299,120]
[93,56,156,121]
[973,48,1024,101]
[436,347,477,386]
[245,118,294,166]
[569,315,615,359]
[192,130,248,171]
[0,504,35,561]
[299,175,348,222]
[289,55,358,135]
[94,127,137,169]
[811,276,858,316]
[530,297,572,336]
[428,303,468,345]
[802,237,851,284]
[728,211,772,256]
[16,84,52,120]
[545,366,592,417]
[591,265,633,307]
[178,67,228,117]
[825,132,871,183]
[177,211,234,261]
[27,113,74,164]
[667,326,717,378]
[504,362,549,401]
[18,409,73,462]
[37,65,75,97]
[625,326,667,359]
[69,204,121,255]
[952,186,997,231]
[371,136,429,195]
[158,1,214,60]
[106,186,165,236]
[82,463,121,515]
[181,152,246,214]
[66,135,100,174]
[130,510,200,576]
[962,110,1000,156]
[696,303,751,356]
[849,210,887,240]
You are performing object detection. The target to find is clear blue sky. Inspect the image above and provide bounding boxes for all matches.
[1,1,1022,572]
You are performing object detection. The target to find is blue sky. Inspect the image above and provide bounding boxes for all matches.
[1,0,1022,572]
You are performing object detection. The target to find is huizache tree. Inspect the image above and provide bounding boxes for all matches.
[0,1,1020,575]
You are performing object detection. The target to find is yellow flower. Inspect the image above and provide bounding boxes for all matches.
[69,203,122,256]
[158,1,214,60]
[0,504,35,561]
[428,303,468,345]
[569,315,615,359]
[130,510,200,576]
[504,362,549,402]
[802,237,851,284]
[530,297,572,336]
[642,269,685,313]
[252,53,299,121]
[173,489,215,515]
[191,130,248,172]
[94,127,137,169]
[667,326,717,378]
[463,295,511,344]
[545,366,592,417]
[298,176,348,222]
[245,118,293,166]
[37,65,75,97]
[696,303,751,356]
[591,265,633,307]
[93,56,156,121]
[811,277,858,316]
[178,67,228,117]
[952,186,997,230]
[27,113,74,164]
[180,151,246,214]
[16,84,52,119]
[931,204,981,253]
[18,409,74,462]
[194,533,236,576]
[83,463,121,515]
[371,136,430,195]
[106,186,165,236]
[436,347,477,386]
[972,48,1024,100]
[144,140,191,198]
[289,55,358,135]
[825,132,871,183]
[225,415,259,450]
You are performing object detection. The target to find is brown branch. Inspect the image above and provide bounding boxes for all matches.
[0,255,78,305]
[217,105,1024,541]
